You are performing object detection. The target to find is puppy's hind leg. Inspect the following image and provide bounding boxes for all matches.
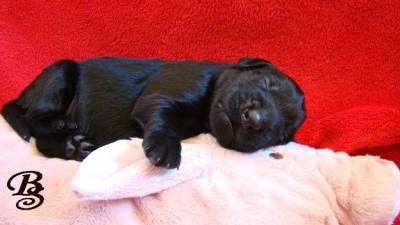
[12,59,81,158]
[17,60,78,123]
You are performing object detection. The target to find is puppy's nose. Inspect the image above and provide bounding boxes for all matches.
[241,109,262,131]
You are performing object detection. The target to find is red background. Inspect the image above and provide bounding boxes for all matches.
[1,1,399,222]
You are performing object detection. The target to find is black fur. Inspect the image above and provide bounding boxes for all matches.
[1,57,306,168]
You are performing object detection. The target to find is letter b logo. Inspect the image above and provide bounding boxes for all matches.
[7,171,44,210]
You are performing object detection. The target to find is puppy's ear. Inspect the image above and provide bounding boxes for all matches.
[2,100,31,141]
[236,57,271,69]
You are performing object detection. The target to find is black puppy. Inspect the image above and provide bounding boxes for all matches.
[2,57,305,169]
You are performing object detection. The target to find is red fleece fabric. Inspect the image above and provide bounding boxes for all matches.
[0,2,399,221]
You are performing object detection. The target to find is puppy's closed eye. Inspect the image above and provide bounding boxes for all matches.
[264,77,280,91]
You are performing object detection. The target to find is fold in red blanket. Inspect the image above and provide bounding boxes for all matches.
[0,0,399,176]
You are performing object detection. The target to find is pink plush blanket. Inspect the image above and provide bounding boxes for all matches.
[0,116,399,225]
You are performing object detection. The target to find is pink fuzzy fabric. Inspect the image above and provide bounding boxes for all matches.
[0,116,399,225]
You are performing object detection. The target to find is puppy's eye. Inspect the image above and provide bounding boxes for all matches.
[265,77,280,91]
[264,78,270,90]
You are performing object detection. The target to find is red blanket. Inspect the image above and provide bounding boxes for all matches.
[1,1,399,222]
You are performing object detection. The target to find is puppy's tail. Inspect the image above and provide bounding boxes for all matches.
[1,100,31,141]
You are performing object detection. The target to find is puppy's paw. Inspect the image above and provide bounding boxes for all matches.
[65,134,95,161]
[143,131,181,169]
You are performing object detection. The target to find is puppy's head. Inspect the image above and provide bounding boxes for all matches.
[209,57,306,152]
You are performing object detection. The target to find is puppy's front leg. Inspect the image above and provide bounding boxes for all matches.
[132,94,182,169]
